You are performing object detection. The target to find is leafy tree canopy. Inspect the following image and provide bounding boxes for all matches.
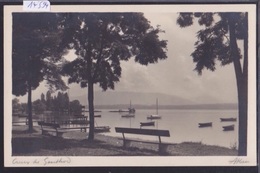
[177,12,247,75]
[62,13,167,90]
[12,13,68,96]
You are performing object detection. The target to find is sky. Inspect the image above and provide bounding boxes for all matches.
[16,12,239,104]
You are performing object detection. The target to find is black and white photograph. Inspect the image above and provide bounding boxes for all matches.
[4,4,257,167]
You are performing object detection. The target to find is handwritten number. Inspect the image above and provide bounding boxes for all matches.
[27,1,49,9]
[27,1,37,8]
[39,1,43,9]
[39,1,49,9]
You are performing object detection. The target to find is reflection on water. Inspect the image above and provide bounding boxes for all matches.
[13,109,238,148]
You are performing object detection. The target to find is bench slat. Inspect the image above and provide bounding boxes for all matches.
[59,127,88,130]
[38,121,60,128]
[115,127,170,137]
[38,121,89,136]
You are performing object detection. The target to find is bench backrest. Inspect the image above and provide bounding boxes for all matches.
[115,127,170,137]
[38,121,60,128]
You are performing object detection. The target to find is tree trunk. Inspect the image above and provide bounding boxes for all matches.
[228,14,247,156]
[86,42,95,141]
[87,81,95,140]
[240,12,248,156]
[27,82,33,133]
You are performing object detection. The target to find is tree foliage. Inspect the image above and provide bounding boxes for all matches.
[62,13,167,90]
[12,13,68,96]
[12,98,21,113]
[177,12,247,75]
[33,99,46,114]
[69,100,82,114]
[61,13,167,140]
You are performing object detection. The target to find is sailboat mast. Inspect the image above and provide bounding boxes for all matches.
[68,86,70,116]
[156,98,158,115]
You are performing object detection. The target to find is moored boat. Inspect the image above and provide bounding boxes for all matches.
[140,121,155,127]
[121,114,135,118]
[94,114,101,118]
[110,100,136,114]
[147,98,161,120]
[109,109,129,113]
[128,100,136,113]
[198,122,212,128]
[147,114,161,120]
[223,124,235,131]
[220,118,237,122]
[128,108,136,114]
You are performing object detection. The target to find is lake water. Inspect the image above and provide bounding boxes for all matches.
[92,109,238,148]
[13,109,238,148]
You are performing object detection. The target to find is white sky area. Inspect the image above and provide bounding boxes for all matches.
[16,13,239,104]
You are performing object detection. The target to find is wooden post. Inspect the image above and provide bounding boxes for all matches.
[122,133,126,147]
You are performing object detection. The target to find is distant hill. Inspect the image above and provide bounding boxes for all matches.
[70,91,237,110]
[71,91,195,106]
[93,103,238,110]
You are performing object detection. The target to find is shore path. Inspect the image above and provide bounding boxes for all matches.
[12,125,238,156]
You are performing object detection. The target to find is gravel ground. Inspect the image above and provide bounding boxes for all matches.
[12,125,238,156]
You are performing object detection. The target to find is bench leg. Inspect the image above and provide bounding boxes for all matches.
[42,130,48,135]
[123,139,131,148]
[159,143,169,153]
[56,131,64,137]
[81,128,87,132]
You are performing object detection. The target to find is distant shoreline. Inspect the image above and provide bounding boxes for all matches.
[91,103,238,110]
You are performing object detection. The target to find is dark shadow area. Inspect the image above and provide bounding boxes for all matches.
[12,128,38,134]
[12,135,164,156]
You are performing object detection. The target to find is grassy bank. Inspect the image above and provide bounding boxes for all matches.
[12,125,238,156]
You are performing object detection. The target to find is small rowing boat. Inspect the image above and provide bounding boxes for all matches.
[140,121,155,127]
[220,118,237,122]
[121,114,135,118]
[198,122,212,128]
[223,125,235,131]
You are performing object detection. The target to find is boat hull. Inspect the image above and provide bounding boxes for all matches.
[147,115,161,120]
[198,122,212,128]
[220,118,237,122]
[223,125,235,131]
[140,121,155,127]
[109,110,129,113]
[121,114,135,118]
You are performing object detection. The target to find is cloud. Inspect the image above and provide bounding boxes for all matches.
[115,59,157,92]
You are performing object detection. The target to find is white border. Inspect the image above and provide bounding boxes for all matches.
[4,4,257,167]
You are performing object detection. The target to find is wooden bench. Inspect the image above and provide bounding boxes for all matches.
[38,121,88,137]
[115,127,170,153]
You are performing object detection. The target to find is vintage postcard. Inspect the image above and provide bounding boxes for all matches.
[4,4,257,167]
